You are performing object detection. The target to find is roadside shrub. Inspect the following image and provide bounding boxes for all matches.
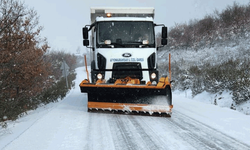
[232,59,250,104]
[178,58,250,104]
[0,72,76,126]
[38,73,76,104]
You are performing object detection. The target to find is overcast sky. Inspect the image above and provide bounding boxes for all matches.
[23,0,250,54]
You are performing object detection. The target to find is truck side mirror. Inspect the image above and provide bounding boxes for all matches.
[161,38,167,45]
[83,39,89,46]
[162,27,167,39]
[83,27,88,39]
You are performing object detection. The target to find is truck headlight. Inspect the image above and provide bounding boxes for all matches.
[151,73,156,79]
[97,73,103,80]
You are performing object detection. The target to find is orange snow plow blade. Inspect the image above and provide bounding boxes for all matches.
[80,76,173,116]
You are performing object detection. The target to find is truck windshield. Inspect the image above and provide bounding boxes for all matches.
[97,21,155,48]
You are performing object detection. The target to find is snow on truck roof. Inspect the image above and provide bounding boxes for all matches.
[95,16,154,22]
[91,7,154,14]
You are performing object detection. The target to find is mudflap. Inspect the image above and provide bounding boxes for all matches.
[80,84,173,116]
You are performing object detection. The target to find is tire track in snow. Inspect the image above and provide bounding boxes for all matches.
[83,111,92,150]
[167,111,250,150]
[128,116,165,150]
[83,113,116,150]
[106,114,132,150]
[166,116,212,149]
[109,114,181,150]
[97,114,116,150]
[135,116,195,150]
[110,115,139,150]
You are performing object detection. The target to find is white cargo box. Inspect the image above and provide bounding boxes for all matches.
[90,7,155,23]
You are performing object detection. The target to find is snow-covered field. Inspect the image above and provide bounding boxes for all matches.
[158,42,250,70]
[0,67,250,150]
[158,39,250,115]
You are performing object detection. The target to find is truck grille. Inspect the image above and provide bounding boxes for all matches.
[112,63,142,80]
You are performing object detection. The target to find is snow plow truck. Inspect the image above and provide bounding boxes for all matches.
[80,7,173,116]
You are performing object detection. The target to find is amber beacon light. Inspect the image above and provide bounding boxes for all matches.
[106,13,112,17]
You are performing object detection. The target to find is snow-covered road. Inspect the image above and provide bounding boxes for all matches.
[1,67,250,150]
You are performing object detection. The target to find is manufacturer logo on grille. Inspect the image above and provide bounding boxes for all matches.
[122,53,132,57]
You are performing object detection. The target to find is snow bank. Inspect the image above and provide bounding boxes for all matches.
[173,90,250,145]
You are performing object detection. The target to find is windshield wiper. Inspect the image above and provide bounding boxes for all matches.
[125,41,152,48]
[125,41,142,45]
[110,42,125,47]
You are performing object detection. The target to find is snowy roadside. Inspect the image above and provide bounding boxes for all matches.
[179,89,250,115]
[0,102,59,149]
[174,90,250,145]
[0,87,74,149]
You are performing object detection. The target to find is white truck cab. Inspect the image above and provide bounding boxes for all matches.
[83,7,167,84]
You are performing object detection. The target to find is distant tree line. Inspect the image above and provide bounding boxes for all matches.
[43,51,77,81]
[0,0,77,125]
[162,2,250,50]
